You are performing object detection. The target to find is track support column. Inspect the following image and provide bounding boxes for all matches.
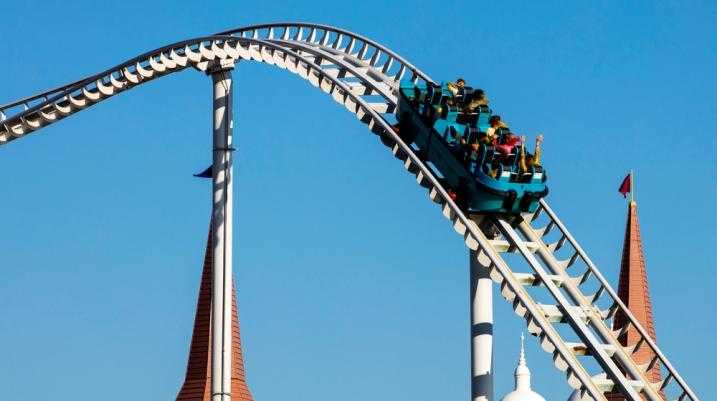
[208,59,236,401]
[470,250,494,401]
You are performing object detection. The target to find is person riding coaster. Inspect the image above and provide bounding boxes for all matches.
[397,78,548,214]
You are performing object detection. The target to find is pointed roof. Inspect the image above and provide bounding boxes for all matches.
[606,201,662,400]
[501,334,546,401]
[515,333,531,390]
[175,228,253,401]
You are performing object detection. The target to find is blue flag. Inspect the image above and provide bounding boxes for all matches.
[193,165,213,178]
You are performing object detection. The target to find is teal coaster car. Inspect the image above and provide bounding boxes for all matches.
[396,80,548,214]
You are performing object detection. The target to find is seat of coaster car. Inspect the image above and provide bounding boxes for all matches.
[424,84,442,103]
[456,112,478,126]
[464,127,492,147]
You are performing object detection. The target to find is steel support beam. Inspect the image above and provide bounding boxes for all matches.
[209,59,235,401]
[470,250,494,401]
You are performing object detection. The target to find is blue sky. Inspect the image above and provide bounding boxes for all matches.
[1,1,714,401]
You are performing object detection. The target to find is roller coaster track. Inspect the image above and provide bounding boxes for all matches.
[0,23,699,401]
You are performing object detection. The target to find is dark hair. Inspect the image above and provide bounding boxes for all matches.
[489,115,501,123]
[457,78,465,84]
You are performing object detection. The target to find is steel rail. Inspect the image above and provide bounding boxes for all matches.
[0,24,699,401]
[271,39,396,103]
[0,29,427,143]
[0,35,399,143]
[0,22,435,116]
[218,22,436,85]
[518,222,665,401]
[496,218,644,400]
[505,218,658,400]
[0,37,199,113]
[0,30,611,399]
[531,200,699,401]
[0,35,215,134]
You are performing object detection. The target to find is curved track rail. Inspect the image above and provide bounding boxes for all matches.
[0,22,699,401]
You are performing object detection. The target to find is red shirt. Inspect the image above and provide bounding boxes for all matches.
[494,135,521,155]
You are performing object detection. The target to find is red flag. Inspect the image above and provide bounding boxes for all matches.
[618,174,631,198]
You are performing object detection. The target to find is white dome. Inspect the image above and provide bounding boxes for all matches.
[500,334,548,401]
[502,388,547,401]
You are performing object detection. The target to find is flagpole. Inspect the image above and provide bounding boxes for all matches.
[630,169,635,203]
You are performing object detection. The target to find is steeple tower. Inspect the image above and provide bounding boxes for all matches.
[175,228,254,401]
[606,200,662,400]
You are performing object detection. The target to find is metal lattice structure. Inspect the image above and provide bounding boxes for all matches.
[0,23,699,401]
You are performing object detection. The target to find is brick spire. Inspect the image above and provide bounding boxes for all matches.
[606,201,662,401]
[175,229,253,401]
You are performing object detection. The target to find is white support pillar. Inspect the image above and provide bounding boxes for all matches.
[470,250,494,401]
[209,59,235,401]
